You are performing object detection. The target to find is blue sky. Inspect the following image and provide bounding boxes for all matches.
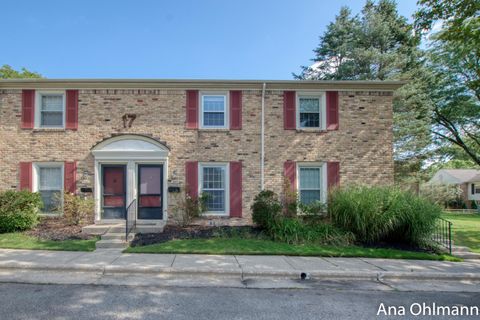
[2,0,417,79]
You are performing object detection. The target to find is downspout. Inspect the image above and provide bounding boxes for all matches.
[261,82,266,190]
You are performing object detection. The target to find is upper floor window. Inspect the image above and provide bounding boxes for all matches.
[297,93,326,130]
[201,93,228,129]
[36,91,65,128]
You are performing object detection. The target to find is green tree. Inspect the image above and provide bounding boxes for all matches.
[416,0,480,166]
[426,41,480,165]
[0,65,42,79]
[295,0,432,178]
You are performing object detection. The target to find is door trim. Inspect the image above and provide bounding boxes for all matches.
[137,164,164,220]
[100,164,127,220]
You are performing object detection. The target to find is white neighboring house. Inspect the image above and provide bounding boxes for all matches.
[429,169,480,206]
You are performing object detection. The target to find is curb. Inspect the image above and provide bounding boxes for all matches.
[1,264,480,282]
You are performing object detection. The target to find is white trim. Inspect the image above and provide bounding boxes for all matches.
[34,90,66,129]
[199,91,229,129]
[33,162,64,215]
[467,182,480,201]
[296,162,328,204]
[92,135,169,223]
[134,160,169,224]
[95,161,128,222]
[296,91,327,130]
[198,162,230,216]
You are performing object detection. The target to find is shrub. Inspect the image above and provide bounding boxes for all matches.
[282,177,298,217]
[252,190,353,246]
[472,201,478,210]
[60,192,95,226]
[298,201,327,216]
[0,190,41,233]
[268,216,354,246]
[172,192,208,227]
[251,190,282,228]
[329,186,442,246]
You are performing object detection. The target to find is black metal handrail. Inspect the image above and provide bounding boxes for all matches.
[126,199,137,241]
[432,217,452,254]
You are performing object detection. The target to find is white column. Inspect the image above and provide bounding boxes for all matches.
[126,160,135,207]
[94,160,101,222]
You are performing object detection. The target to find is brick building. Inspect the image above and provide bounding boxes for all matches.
[0,79,400,229]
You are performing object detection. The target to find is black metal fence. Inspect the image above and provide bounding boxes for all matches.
[126,199,137,241]
[432,217,452,254]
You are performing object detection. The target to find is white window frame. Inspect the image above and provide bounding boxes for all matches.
[296,92,326,130]
[198,162,230,216]
[200,91,229,129]
[35,91,66,129]
[474,183,480,194]
[32,162,64,215]
[296,162,328,205]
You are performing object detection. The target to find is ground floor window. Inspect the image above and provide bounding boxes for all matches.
[298,164,323,205]
[35,164,63,213]
[200,163,228,214]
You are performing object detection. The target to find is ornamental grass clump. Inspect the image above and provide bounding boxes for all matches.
[328,186,441,246]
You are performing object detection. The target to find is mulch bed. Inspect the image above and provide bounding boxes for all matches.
[363,241,437,254]
[131,225,435,254]
[25,217,96,241]
[131,225,264,247]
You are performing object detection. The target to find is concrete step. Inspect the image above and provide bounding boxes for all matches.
[82,223,126,235]
[454,252,480,259]
[135,224,166,233]
[101,233,135,241]
[96,239,128,249]
[107,226,127,233]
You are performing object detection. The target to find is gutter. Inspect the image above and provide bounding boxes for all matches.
[261,83,266,190]
[0,79,406,91]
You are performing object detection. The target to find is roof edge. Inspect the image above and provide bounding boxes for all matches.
[0,79,406,91]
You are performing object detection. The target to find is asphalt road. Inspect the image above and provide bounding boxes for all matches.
[0,282,479,320]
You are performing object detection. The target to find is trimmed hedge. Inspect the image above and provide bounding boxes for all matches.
[329,186,441,246]
[0,190,42,233]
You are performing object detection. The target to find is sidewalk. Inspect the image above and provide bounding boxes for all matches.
[0,249,479,288]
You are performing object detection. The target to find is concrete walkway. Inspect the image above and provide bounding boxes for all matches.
[1,248,480,278]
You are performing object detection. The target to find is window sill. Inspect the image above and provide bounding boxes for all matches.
[295,128,328,133]
[201,213,230,218]
[38,212,62,217]
[32,128,66,132]
[198,128,231,132]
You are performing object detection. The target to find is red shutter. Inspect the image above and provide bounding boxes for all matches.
[284,161,297,192]
[21,90,35,129]
[64,161,77,194]
[19,162,32,191]
[327,161,340,190]
[229,161,242,217]
[66,90,79,130]
[326,91,339,130]
[185,161,198,199]
[283,91,296,130]
[186,90,199,129]
[229,91,242,130]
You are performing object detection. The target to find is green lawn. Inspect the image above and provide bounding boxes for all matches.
[125,238,460,261]
[0,233,98,251]
[443,213,480,253]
